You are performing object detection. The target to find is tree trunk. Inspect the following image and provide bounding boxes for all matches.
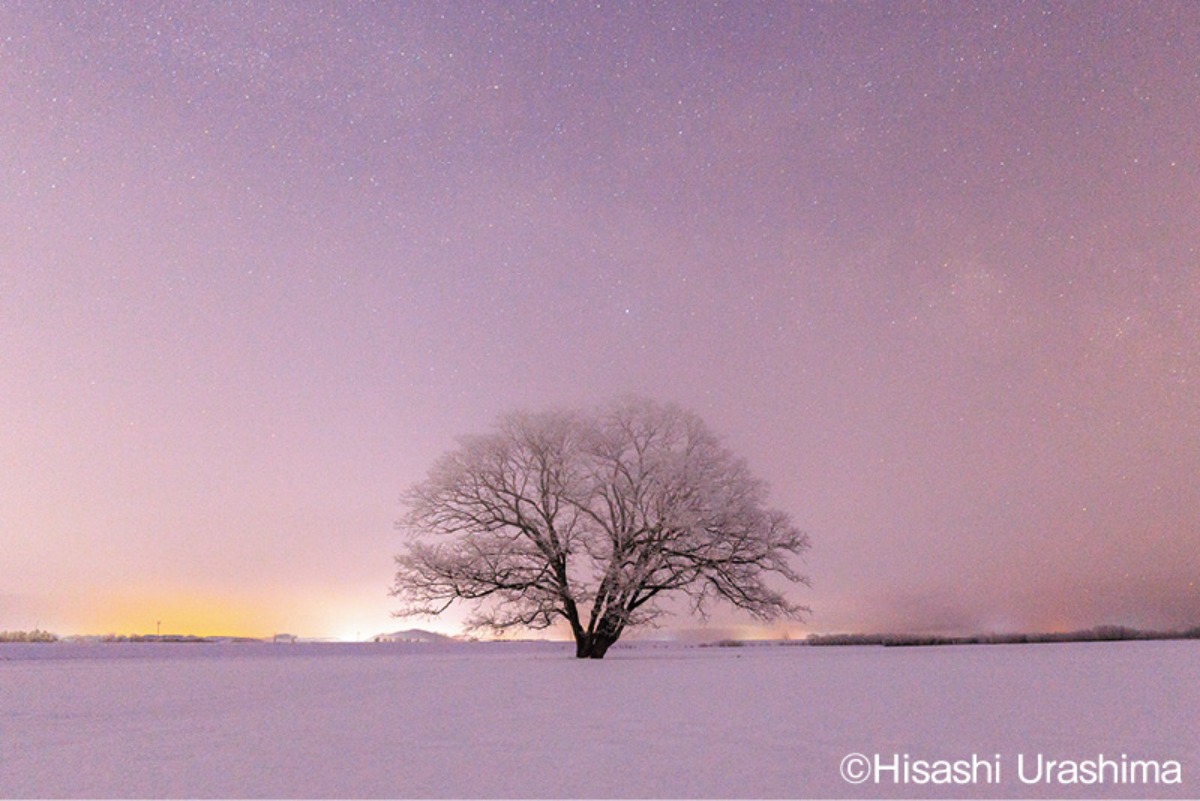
[574,633,616,658]
[573,611,624,658]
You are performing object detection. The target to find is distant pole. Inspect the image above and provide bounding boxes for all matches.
[156,620,161,637]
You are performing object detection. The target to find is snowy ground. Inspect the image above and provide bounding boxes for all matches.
[1,639,1196,798]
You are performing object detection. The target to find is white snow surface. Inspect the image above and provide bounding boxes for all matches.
[1,639,1196,798]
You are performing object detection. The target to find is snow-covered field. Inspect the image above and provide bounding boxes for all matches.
[1,639,1196,798]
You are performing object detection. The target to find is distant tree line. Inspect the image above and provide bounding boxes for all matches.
[0,629,59,642]
[807,625,1200,647]
[98,634,214,642]
[0,631,224,643]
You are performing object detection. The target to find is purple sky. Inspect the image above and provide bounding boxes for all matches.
[2,2,1197,639]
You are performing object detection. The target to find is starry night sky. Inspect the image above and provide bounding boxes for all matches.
[2,2,1197,639]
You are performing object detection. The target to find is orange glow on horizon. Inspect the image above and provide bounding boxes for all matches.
[71,588,459,641]
[81,592,294,639]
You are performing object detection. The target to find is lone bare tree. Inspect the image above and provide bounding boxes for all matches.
[391,398,810,658]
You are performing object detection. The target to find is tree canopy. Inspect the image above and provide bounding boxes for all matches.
[391,397,810,658]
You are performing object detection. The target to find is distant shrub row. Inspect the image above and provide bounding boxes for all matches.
[807,625,1200,647]
[97,634,213,643]
[0,629,59,642]
[0,632,226,644]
